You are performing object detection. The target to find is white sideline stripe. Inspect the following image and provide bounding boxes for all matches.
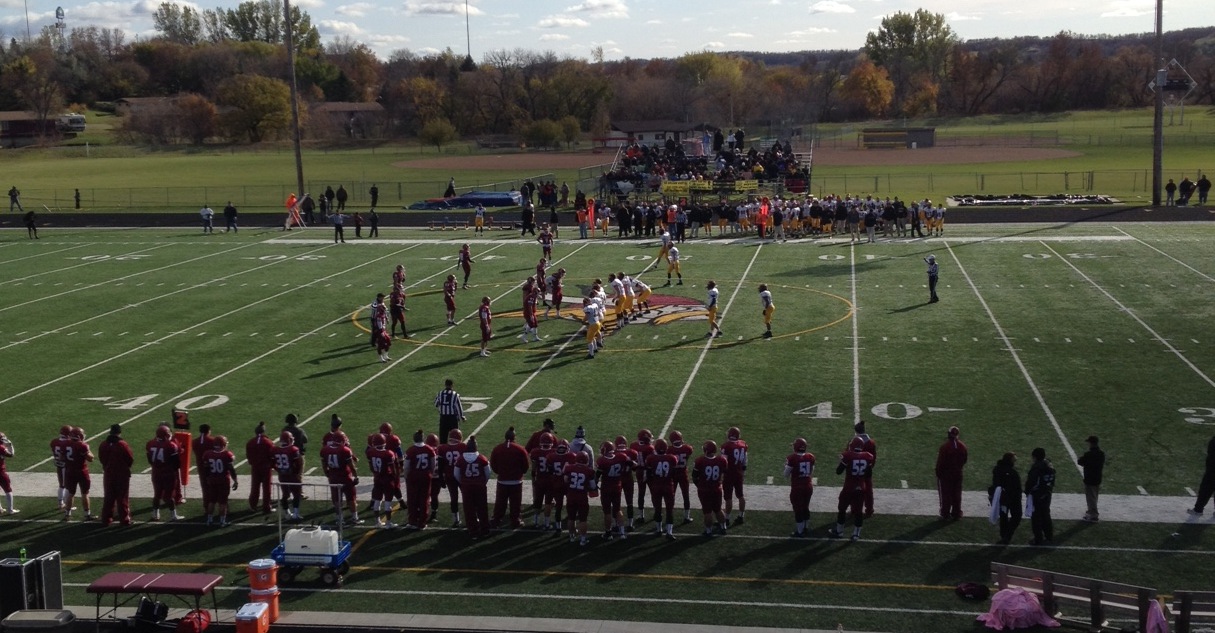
[56,583,981,617]
[295,243,588,435]
[0,243,95,266]
[22,246,422,472]
[0,243,338,352]
[659,244,763,439]
[850,244,861,425]
[0,242,262,314]
[1,241,417,410]
[0,243,174,286]
[227,243,508,470]
[946,241,1081,473]
[1113,226,1215,283]
[1041,241,1215,391]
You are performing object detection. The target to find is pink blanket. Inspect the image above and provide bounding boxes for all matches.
[977,588,1060,630]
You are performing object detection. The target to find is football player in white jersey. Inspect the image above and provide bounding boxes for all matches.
[759,284,775,338]
[706,281,722,338]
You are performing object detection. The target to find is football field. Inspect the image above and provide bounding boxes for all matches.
[0,222,1213,632]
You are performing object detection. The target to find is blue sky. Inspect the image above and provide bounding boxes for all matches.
[2,0,1210,60]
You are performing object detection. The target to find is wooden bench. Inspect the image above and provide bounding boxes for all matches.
[1173,590,1215,633]
[991,563,1156,632]
[427,219,461,230]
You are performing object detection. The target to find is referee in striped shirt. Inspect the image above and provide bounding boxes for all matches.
[435,379,466,443]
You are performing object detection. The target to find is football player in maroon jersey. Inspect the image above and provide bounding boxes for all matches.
[629,429,655,527]
[546,440,575,533]
[489,427,530,529]
[389,283,409,339]
[538,227,553,261]
[245,423,275,514]
[454,436,491,539]
[147,424,182,521]
[722,426,748,525]
[534,257,549,307]
[271,431,304,521]
[563,451,597,546]
[192,424,214,514]
[320,432,360,526]
[614,436,638,530]
[0,432,16,514]
[784,437,816,538]
[62,427,94,521]
[439,429,466,527]
[528,430,556,529]
[595,441,630,539]
[443,274,458,325]
[852,421,877,517]
[520,278,541,343]
[392,264,406,287]
[692,440,729,536]
[667,431,694,523]
[202,435,238,527]
[478,296,493,357]
[425,433,443,523]
[366,433,400,528]
[829,437,875,541]
[458,244,474,289]
[50,425,73,510]
[98,424,133,526]
[645,438,678,540]
[404,430,437,529]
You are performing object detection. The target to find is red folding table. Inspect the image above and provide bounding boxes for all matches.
[86,572,222,631]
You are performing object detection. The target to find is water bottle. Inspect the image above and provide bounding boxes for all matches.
[19,547,26,563]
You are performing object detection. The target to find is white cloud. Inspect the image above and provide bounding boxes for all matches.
[537,15,589,27]
[367,33,410,45]
[1099,0,1154,17]
[292,0,325,9]
[810,0,855,13]
[786,27,836,36]
[336,2,376,17]
[403,1,483,16]
[727,32,753,38]
[319,19,364,35]
[705,41,724,48]
[645,19,661,24]
[565,0,628,18]
[945,11,981,21]
[1100,7,1151,16]
[539,33,570,40]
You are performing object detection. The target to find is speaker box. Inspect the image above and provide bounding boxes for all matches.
[0,558,37,620]
[34,551,63,610]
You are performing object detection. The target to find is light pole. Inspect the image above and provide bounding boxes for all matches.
[460,0,476,71]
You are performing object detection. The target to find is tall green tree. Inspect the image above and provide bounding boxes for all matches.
[223,0,320,51]
[2,46,65,133]
[215,73,291,142]
[152,3,202,45]
[863,9,958,113]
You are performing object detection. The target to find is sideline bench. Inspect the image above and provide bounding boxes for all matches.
[427,216,514,231]
[990,562,1156,632]
[1173,590,1215,633]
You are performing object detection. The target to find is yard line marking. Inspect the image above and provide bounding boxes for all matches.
[305,467,318,475]
[22,248,422,472]
[946,242,1080,473]
[0,245,339,352]
[0,243,175,288]
[1113,226,1215,283]
[660,244,763,439]
[0,242,261,314]
[901,480,908,489]
[0,243,95,267]
[1097,338,1104,343]
[1041,241,1215,391]
[765,476,774,485]
[296,243,581,443]
[1186,487,1196,496]
[6,245,417,412]
[93,332,103,337]
[1137,486,1149,495]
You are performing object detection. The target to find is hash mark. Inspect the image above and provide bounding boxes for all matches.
[1193,339,1201,344]
[249,332,258,337]
[900,480,908,489]
[912,336,918,342]
[93,332,103,336]
[1033,337,1040,343]
[1186,487,1196,496]
[328,333,337,338]
[1137,486,1149,496]
[1096,338,1104,343]
[119,332,128,336]
[1128,338,1135,343]
[196,332,206,337]
[1065,338,1072,343]
[67,332,77,336]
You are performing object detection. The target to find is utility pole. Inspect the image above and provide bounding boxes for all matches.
[1150,0,1164,207]
[284,0,305,201]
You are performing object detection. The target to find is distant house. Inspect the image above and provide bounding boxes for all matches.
[115,96,181,117]
[310,102,385,139]
[0,111,59,148]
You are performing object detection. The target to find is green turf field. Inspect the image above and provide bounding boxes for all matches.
[1,224,1214,632]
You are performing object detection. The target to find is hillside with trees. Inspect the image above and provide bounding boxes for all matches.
[0,2,1210,145]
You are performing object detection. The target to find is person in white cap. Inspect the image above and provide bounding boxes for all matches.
[924,254,939,303]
